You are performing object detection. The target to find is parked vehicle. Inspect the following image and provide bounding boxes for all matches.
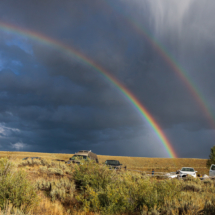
[104,160,122,170]
[22,157,41,160]
[53,159,65,162]
[209,164,215,177]
[31,157,41,160]
[66,150,98,165]
[178,167,197,178]
[166,172,178,179]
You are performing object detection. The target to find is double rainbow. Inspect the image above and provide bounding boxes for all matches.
[104,0,215,129]
[0,21,177,158]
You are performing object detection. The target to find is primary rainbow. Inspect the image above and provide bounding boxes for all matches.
[103,1,215,129]
[0,21,177,158]
[128,21,215,129]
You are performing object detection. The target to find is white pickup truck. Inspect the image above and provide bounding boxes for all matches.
[209,164,215,177]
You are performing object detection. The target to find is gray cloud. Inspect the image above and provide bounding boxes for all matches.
[0,0,214,158]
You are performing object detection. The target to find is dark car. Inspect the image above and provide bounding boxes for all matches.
[22,157,41,160]
[31,157,41,160]
[105,160,122,169]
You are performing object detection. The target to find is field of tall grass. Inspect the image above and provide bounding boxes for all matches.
[0,151,208,175]
[0,151,212,214]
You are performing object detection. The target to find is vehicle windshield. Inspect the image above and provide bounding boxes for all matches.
[70,155,87,160]
[211,165,215,170]
[181,168,194,172]
[105,160,120,165]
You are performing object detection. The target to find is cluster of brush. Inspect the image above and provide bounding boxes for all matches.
[0,158,215,215]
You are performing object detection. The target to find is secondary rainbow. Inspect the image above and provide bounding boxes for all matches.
[103,0,215,129]
[128,21,215,129]
[0,21,177,158]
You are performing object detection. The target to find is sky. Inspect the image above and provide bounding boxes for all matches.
[0,0,215,158]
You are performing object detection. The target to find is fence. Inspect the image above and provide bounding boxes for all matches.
[126,169,215,180]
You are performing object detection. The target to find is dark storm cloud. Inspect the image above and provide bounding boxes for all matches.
[0,0,215,157]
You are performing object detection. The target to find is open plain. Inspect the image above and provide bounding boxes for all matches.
[0,151,208,175]
[0,151,213,215]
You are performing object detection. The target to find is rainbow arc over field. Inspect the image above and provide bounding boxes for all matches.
[0,21,177,158]
[103,1,215,129]
[127,21,215,129]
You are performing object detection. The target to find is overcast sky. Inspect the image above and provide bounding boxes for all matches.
[0,0,215,158]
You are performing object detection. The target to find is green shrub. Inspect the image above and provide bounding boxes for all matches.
[0,158,38,212]
[203,179,213,185]
[18,159,41,167]
[0,200,29,215]
[40,160,62,168]
[39,166,64,176]
[74,161,182,214]
[0,158,15,175]
[182,182,202,192]
[142,209,160,215]
[36,178,75,203]
[40,159,50,167]
[203,199,215,214]
[39,166,48,173]
[73,160,115,190]
[177,199,201,214]
[48,168,64,176]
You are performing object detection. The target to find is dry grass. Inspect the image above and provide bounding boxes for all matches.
[98,155,208,175]
[0,151,72,161]
[0,151,208,175]
[0,153,213,215]
[32,195,67,215]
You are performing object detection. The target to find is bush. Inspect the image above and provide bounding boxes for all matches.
[73,160,115,190]
[177,200,201,215]
[142,209,160,215]
[203,179,213,185]
[5,158,215,214]
[18,159,41,167]
[0,158,38,212]
[206,146,215,169]
[39,166,64,176]
[74,161,182,214]
[182,182,202,192]
[40,159,50,167]
[48,168,64,176]
[36,178,75,203]
[0,200,29,215]
[203,199,215,214]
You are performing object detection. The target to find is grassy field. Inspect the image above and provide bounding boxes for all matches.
[0,151,213,215]
[0,151,208,175]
